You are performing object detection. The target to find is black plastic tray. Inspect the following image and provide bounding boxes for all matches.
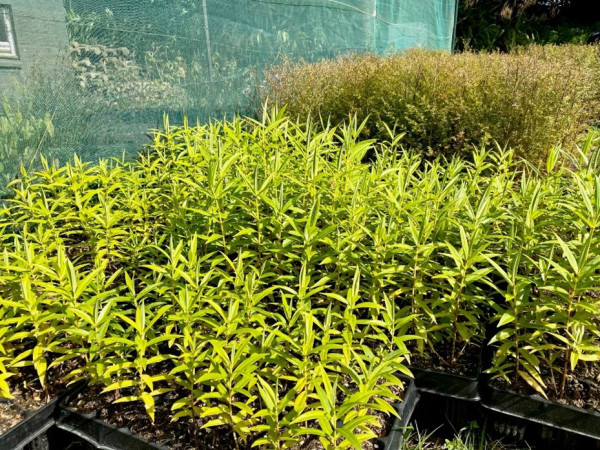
[412,392,484,438]
[56,385,166,450]
[407,366,482,437]
[56,409,167,450]
[0,396,59,450]
[57,378,418,450]
[409,367,479,401]
[374,375,420,450]
[480,382,600,449]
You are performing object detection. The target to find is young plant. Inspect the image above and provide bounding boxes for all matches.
[101,274,174,421]
[541,233,600,397]
[199,334,265,450]
[251,377,306,449]
[434,220,493,364]
[486,248,549,396]
[293,363,392,450]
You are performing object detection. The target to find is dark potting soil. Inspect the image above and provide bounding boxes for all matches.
[70,383,404,450]
[409,341,480,377]
[490,361,600,413]
[0,365,67,436]
[287,410,393,450]
[69,385,229,450]
[0,378,43,435]
[0,401,29,434]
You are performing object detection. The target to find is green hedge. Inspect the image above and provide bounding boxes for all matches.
[263,45,600,164]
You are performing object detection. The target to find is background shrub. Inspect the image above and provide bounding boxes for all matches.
[263,45,600,164]
[0,97,54,194]
[0,57,156,196]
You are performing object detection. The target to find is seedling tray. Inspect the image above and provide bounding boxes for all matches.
[56,385,166,450]
[56,378,418,450]
[374,376,420,450]
[409,367,479,400]
[55,409,167,450]
[406,366,482,435]
[0,397,59,450]
[480,382,600,449]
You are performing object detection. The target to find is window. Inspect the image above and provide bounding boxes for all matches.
[0,5,19,67]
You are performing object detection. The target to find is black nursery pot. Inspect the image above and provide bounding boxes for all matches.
[55,385,166,450]
[407,365,482,436]
[373,375,420,450]
[409,366,479,400]
[480,381,600,450]
[407,334,487,401]
[55,380,418,450]
[0,396,60,450]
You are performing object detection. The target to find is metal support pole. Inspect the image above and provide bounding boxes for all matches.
[202,0,214,81]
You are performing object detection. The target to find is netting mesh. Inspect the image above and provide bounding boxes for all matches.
[0,0,458,193]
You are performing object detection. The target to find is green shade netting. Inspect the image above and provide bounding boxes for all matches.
[0,0,458,191]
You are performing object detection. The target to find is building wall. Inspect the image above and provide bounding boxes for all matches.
[0,1,68,87]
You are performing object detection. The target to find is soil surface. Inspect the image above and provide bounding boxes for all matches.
[0,375,49,435]
[69,385,225,450]
[287,409,395,450]
[0,360,77,436]
[0,401,27,435]
[69,383,406,450]
[491,361,600,413]
[409,341,481,377]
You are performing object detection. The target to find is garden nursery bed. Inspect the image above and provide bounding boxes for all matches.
[1,112,600,449]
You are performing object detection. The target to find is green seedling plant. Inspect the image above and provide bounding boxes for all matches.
[101,274,174,421]
[435,224,493,364]
[251,376,306,449]
[486,247,549,396]
[539,174,600,398]
[42,251,122,386]
[394,210,440,352]
[293,364,388,450]
[169,284,212,414]
[199,334,265,450]
[0,239,65,398]
[2,109,600,447]
[433,184,501,365]
[0,302,15,399]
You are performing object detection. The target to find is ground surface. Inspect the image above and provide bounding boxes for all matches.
[0,380,46,435]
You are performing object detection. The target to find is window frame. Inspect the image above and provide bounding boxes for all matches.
[0,4,21,68]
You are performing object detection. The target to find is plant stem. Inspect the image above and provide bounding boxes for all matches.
[560,286,577,398]
[450,277,466,364]
[229,385,239,450]
[513,287,521,388]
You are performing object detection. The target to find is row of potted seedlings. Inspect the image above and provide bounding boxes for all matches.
[0,114,599,448]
